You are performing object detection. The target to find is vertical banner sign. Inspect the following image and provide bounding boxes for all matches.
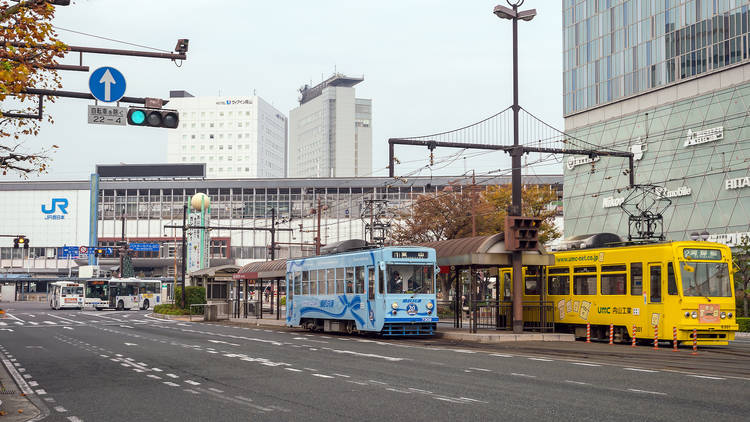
[186,196,210,273]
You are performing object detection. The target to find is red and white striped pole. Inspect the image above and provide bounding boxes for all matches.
[609,323,614,345]
[691,328,698,355]
[653,324,659,349]
[586,322,591,343]
[631,325,637,347]
[672,326,678,352]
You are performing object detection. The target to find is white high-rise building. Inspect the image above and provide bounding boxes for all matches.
[167,91,287,178]
[289,74,372,178]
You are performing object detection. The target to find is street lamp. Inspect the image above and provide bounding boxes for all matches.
[493,0,536,334]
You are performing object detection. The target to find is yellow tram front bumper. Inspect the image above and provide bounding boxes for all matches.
[676,324,738,346]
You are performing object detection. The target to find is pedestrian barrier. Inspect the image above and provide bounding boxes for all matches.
[586,322,591,343]
[691,328,698,355]
[653,324,658,349]
[631,325,637,347]
[673,326,678,352]
[609,323,614,345]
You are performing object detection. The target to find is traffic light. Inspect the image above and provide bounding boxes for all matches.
[126,107,179,129]
[13,236,28,249]
[504,216,542,251]
[94,248,106,257]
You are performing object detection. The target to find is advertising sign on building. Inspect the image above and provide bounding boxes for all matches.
[684,126,723,147]
[725,176,750,190]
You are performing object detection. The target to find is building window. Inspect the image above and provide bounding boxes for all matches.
[209,134,214,139]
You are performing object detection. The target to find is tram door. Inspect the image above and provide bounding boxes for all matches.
[647,263,664,339]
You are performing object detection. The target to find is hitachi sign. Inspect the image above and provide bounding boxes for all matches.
[725,176,750,190]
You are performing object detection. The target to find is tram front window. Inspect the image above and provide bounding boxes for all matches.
[387,265,434,294]
[680,262,731,297]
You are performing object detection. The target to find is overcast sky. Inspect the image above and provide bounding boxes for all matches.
[11,0,563,181]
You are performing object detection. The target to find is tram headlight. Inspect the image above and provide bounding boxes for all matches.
[691,311,698,319]
[426,302,434,310]
[391,302,399,310]
[720,312,726,319]
[728,312,733,318]
[684,311,690,318]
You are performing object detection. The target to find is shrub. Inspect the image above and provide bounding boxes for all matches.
[174,286,206,310]
[153,304,190,315]
[280,296,286,306]
[737,317,750,332]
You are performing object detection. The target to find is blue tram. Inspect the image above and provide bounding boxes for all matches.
[285,241,438,336]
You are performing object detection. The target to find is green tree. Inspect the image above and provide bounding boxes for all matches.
[480,184,561,244]
[1,0,67,176]
[732,235,750,317]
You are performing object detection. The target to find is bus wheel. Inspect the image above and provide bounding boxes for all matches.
[117,300,124,311]
[142,299,150,311]
[95,307,102,311]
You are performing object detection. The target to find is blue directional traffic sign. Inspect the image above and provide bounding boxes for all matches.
[129,243,160,252]
[88,66,127,103]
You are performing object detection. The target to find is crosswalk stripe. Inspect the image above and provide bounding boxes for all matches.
[43,321,57,325]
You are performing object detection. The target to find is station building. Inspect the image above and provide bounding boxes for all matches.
[562,0,750,246]
[0,164,563,283]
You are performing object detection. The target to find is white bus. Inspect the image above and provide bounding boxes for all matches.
[108,278,162,310]
[48,281,84,310]
[84,279,110,310]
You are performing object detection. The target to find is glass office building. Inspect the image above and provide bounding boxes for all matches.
[563,0,750,246]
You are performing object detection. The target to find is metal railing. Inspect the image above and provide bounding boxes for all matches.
[471,300,554,332]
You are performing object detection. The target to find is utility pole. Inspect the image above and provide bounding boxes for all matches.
[472,170,477,237]
[316,198,323,255]
[270,208,276,261]
[120,207,125,278]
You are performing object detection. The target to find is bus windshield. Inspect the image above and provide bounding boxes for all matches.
[680,261,731,297]
[62,286,83,296]
[387,265,434,294]
[86,282,108,300]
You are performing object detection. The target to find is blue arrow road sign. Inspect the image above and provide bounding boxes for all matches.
[89,66,126,103]
[60,246,79,258]
[129,243,160,252]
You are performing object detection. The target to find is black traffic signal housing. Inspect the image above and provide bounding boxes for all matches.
[94,247,106,257]
[127,107,179,129]
[13,236,29,249]
[504,216,542,251]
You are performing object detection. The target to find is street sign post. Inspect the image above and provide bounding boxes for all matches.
[88,105,127,126]
[129,243,160,252]
[60,246,79,258]
[88,66,126,103]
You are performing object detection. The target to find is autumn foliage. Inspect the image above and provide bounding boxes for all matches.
[390,183,561,245]
[1,0,67,176]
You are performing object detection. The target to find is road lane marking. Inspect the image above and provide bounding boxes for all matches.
[233,396,274,412]
[208,388,224,393]
[54,406,67,412]
[565,380,590,385]
[63,326,74,330]
[4,313,25,323]
[151,368,162,372]
[184,380,201,385]
[47,314,85,324]
[184,389,200,394]
[163,382,180,387]
[333,373,351,378]
[469,367,492,372]
[490,353,513,357]
[147,375,162,380]
[627,388,667,396]
[529,358,553,362]
[35,389,47,395]
[312,374,334,379]
[124,342,137,346]
[67,417,84,422]
[688,374,725,380]
[624,368,658,373]
[320,347,405,362]
[166,373,179,378]
[1,358,33,394]
[28,321,39,326]
[285,368,302,372]
[29,381,39,387]
[571,362,601,367]
[510,373,536,378]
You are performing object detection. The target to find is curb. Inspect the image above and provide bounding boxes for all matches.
[434,331,575,343]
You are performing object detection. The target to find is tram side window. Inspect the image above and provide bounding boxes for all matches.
[650,265,662,303]
[667,263,677,295]
[601,265,626,295]
[573,267,597,295]
[548,274,570,295]
[367,267,375,300]
[299,271,307,295]
[335,268,345,294]
[355,266,365,294]
[630,263,642,295]
[345,267,355,294]
[323,269,332,295]
[524,275,540,295]
[379,269,385,294]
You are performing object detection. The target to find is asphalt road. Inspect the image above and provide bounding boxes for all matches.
[1,302,749,421]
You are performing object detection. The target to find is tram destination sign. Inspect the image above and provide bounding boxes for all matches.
[683,248,722,260]
[88,105,127,126]
[392,251,428,259]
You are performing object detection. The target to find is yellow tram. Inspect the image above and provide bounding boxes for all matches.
[500,234,738,345]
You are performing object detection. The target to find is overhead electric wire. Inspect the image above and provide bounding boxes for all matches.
[51,25,172,52]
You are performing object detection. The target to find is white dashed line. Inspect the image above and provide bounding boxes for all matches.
[529,357,553,362]
[510,373,536,378]
[333,373,351,378]
[184,380,201,386]
[183,389,200,394]
[490,353,513,358]
[469,367,492,372]
[285,368,302,372]
[688,374,725,380]
[312,373,334,379]
[35,389,47,395]
[208,388,224,393]
[163,382,180,387]
[565,380,590,385]
[147,375,162,380]
[54,406,67,413]
[166,373,179,378]
[624,368,658,373]
[571,362,601,367]
[67,417,84,422]
[151,368,162,372]
[628,388,667,396]
[28,381,39,387]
